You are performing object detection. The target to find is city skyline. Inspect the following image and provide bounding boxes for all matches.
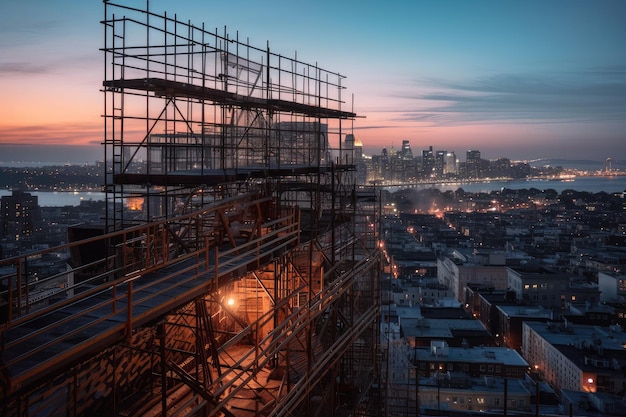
[1,0,625,163]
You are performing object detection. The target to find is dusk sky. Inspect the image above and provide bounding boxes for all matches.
[1,0,625,164]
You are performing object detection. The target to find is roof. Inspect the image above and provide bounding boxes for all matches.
[523,321,626,350]
[414,345,529,367]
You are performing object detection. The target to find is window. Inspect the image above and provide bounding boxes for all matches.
[488,365,493,372]
[494,398,501,406]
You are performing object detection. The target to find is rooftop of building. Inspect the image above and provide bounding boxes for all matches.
[524,321,626,350]
[554,344,626,375]
[420,307,471,319]
[497,305,554,319]
[560,389,626,416]
[402,318,489,339]
[413,343,529,367]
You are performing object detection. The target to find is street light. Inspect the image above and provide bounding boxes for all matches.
[436,366,443,414]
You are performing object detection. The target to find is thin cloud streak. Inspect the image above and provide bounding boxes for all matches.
[393,69,626,126]
[0,62,50,75]
[0,123,102,145]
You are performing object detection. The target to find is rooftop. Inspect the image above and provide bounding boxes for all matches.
[524,321,626,350]
[413,345,529,367]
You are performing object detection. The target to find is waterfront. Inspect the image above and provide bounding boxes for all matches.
[388,174,626,195]
[0,190,105,207]
[1,175,625,207]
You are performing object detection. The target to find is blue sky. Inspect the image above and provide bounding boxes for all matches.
[0,0,625,163]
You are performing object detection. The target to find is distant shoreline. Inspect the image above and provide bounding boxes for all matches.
[2,175,625,208]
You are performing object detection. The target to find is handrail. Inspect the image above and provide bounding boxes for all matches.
[0,195,301,394]
[0,193,275,327]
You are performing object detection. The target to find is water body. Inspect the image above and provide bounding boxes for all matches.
[388,175,626,195]
[0,190,105,207]
[1,176,624,207]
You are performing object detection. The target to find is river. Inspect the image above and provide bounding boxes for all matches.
[0,190,106,207]
[402,175,626,194]
[1,175,625,207]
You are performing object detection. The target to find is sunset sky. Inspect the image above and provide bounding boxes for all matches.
[1,0,625,163]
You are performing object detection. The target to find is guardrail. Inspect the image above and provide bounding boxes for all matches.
[0,194,300,393]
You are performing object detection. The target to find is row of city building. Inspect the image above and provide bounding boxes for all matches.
[346,136,562,185]
[0,189,106,259]
[379,186,626,415]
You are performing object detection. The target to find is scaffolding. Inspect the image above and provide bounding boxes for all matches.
[103,2,383,413]
[0,2,382,417]
[102,1,357,230]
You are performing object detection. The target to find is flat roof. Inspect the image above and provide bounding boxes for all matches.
[523,321,626,350]
[402,318,488,339]
[497,305,553,319]
[414,345,529,367]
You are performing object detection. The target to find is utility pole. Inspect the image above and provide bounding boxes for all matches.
[415,349,419,417]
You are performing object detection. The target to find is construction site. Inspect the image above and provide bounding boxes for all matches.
[0,2,383,416]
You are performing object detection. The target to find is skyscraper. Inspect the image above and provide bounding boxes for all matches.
[466,149,482,179]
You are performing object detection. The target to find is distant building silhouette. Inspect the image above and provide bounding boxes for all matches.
[0,189,42,240]
[465,149,482,179]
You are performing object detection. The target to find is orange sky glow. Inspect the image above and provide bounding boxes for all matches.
[1,1,624,163]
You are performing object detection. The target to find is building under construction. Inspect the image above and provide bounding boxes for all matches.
[0,2,383,416]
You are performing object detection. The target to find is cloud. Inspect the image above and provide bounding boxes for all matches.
[396,69,626,126]
[0,62,50,75]
[0,123,101,145]
[351,125,406,130]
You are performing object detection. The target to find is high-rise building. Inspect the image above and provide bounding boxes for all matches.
[444,151,458,176]
[0,189,42,240]
[435,150,446,178]
[466,149,482,179]
[400,140,413,160]
[344,133,367,184]
[421,146,435,179]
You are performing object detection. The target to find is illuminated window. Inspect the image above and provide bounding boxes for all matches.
[571,295,576,301]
